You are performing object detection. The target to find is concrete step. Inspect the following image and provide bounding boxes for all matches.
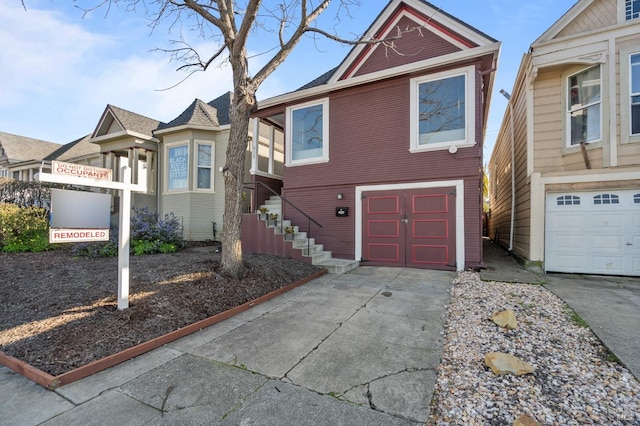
[315,258,360,274]
[308,251,331,265]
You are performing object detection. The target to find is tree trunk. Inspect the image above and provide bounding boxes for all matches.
[220,89,255,278]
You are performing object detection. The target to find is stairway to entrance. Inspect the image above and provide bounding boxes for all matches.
[254,196,359,274]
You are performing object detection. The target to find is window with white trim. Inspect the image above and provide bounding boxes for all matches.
[195,142,213,190]
[634,193,640,204]
[286,99,329,166]
[631,53,640,135]
[567,65,601,146]
[410,66,475,152]
[167,144,188,191]
[626,0,640,20]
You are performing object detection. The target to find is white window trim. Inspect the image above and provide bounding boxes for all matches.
[165,141,190,193]
[563,64,603,149]
[409,66,476,153]
[194,140,215,192]
[621,47,640,144]
[623,0,640,21]
[285,98,330,167]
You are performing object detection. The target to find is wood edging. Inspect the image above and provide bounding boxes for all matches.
[0,268,328,390]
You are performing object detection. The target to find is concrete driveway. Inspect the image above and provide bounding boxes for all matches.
[1,266,453,426]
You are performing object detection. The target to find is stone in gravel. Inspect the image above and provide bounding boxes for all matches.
[491,309,518,329]
[513,414,542,426]
[484,352,535,375]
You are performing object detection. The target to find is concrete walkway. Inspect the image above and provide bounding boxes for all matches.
[1,267,454,426]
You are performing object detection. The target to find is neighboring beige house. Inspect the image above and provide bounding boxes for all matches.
[488,0,640,276]
[90,92,284,241]
[0,132,101,181]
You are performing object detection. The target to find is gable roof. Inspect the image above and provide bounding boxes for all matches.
[92,104,164,140]
[159,99,220,130]
[43,134,98,162]
[533,0,601,45]
[259,0,499,109]
[329,0,498,83]
[0,131,61,164]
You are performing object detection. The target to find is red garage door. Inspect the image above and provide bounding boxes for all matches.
[362,187,456,270]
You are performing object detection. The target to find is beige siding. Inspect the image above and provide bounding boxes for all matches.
[555,0,616,38]
[488,56,532,259]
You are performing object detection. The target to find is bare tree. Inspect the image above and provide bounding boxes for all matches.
[37,0,427,277]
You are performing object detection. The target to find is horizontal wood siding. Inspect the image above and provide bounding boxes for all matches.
[353,16,461,77]
[488,55,532,258]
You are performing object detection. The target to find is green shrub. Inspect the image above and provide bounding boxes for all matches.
[71,207,184,257]
[0,203,52,252]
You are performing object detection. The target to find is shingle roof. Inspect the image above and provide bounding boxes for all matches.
[0,131,61,164]
[159,99,220,130]
[297,67,338,91]
[44,134,98,162]
[207,92,232,125]
[107,105,163,136]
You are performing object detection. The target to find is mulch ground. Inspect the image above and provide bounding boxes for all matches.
[0,245,322,376]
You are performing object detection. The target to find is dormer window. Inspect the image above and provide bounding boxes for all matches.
[626,0,640,20]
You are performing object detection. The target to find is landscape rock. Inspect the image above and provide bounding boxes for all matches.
[491,309,518,329]
[484,352,535,375]
[513,414,542,426]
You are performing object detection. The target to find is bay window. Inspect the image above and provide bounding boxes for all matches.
[196,143,213,190]
[631,53,640,135]
[168,144,188,191]
[567,65,601,146]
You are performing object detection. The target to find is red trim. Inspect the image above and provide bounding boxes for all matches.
[340,5,477,80]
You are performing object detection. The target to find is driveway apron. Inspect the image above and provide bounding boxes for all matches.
[2,266,453,426]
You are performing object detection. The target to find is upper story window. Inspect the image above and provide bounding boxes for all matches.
[567,65,601,146]
[168,144,188,191]
[286,99,329,166]
[631,53,640,135]
[196,143,213,190]
[626,0,640,20]
[410,66,475,152]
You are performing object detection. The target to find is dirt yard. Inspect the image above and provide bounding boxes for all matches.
[0,246,322,376]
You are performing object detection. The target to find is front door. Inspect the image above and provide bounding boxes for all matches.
[362,187,456,270]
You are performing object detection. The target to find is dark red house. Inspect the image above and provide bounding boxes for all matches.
[244,0,500,272]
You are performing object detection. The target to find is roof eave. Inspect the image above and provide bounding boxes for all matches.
[258,42,501,110]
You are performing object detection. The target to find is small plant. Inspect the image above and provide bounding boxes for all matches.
[258,207,269,214]
[284,226,295,234]
[565,306,589,328]
[269,213,278,220]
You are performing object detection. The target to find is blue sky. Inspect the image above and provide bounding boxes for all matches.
[1,0,578,162]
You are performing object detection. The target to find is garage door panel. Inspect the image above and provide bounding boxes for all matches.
[413,220,448,238]
[413,194,448,213]
[368,244,399,263]
[412,245,448,265]
[368,220,399,238]
[546,190,640,276]
[592,235,624,251]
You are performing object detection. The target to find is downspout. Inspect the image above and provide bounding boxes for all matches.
[500,89,516,252]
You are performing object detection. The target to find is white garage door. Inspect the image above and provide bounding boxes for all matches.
[545,190,640,276]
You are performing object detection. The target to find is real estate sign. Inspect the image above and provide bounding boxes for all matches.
[52,161,112,180]
[49,228,110,243]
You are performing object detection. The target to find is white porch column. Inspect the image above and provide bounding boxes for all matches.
[268,125,275,175]
[250,117,259,174]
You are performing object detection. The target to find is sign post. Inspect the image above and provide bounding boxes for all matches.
[37,162,146,309]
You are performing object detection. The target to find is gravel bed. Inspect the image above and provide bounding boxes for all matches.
[428,271,640,425]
